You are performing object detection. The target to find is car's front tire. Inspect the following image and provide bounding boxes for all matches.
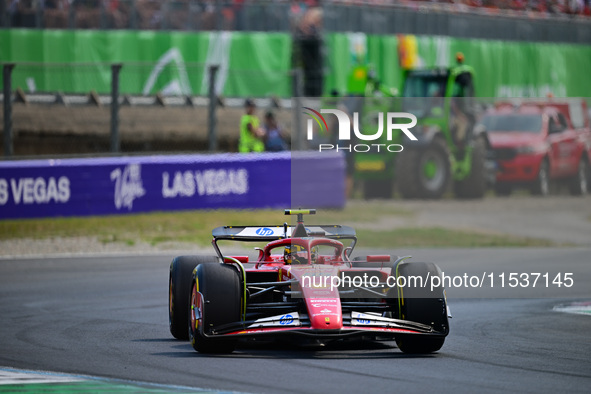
[569,157,589,196]
[392,261,448,354]
[531,159,549,196]
[169,255,219,340]
[396,335,445,354]
[189,263,242,354]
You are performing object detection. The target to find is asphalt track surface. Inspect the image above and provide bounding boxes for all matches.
[1,249,590,393]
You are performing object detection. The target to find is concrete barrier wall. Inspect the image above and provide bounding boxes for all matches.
[0,152,345,219]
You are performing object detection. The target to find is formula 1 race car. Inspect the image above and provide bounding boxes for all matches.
[169,209,450,354]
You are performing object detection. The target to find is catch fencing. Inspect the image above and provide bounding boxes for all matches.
[0,62,299,157]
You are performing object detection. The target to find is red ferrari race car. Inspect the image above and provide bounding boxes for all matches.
[169,209,450,354]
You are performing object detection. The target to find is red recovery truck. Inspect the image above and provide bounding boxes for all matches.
[481,100,591,196]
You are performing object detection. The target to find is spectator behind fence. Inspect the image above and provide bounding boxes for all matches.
[43,0,69,28]
[7,0,591,30]
[263,112,289,152]
[239,98,266,153]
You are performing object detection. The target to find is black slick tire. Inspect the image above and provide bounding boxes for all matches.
[169,255,219,340]
[392,261,448,354]
[189,263,242,354]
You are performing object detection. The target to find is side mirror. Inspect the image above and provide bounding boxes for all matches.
[474,123,487,134]
[549,124,562,134]
[254,247,264,262]
[343,247,353,262]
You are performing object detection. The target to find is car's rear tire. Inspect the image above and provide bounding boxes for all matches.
[392,261,448,354]
[569,158,589,196]
[169,255,219,340]
[189,263,242,354]
[531,159,549,196]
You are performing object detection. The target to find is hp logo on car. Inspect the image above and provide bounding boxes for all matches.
[279,314,294,325]
[256,227,274,236]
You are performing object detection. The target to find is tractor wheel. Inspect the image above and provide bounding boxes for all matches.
[396,138,451,199]
[453,137,487,199]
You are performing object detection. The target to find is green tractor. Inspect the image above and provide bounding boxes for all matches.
[354,57,491,199]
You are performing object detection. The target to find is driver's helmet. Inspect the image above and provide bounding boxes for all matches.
[310,246,318,264]
[284,244,307,264]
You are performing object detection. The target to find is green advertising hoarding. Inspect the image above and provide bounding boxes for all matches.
[1,29,590,98]
[0,29,292,97]
[325,33,591,98]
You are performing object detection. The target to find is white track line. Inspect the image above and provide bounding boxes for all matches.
[553,302,591,316]
[0,369,83,385]
[0,367,247,393]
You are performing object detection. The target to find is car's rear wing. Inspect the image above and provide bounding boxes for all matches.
[212,224,357,242]
[212,224,358,262]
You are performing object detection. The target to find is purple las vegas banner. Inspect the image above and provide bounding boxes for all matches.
[0,152,345,220]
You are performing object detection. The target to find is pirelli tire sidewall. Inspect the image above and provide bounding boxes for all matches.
[169,255,219,340]
[189,263,242,354]
[391,261,449,354]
